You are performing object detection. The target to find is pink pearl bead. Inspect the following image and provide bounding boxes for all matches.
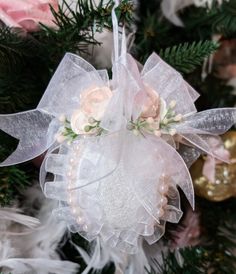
[72,207,78,215]
[159,183,169,194]
[68,196,72,204]
[67,179,74,188]
[67,165,73,172]
[67,171,75,179]
[160,196,168,207]
[83,224,88,231]
[69,158,76,165]
[157,208,164,218]
[77,216,83,224]
[68,194,77,205]
[74,145,80,152]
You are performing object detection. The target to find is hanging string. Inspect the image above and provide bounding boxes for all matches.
[112,0,120,62]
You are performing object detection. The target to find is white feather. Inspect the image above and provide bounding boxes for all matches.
[0,184,79,274]
[0,208,40,228]
[71,237,156,274]
[0,258,78,274]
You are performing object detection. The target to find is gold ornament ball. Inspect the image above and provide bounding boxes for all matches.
[190,131,236,201]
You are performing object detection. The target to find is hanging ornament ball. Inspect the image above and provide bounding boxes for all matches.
[190,131,236,201]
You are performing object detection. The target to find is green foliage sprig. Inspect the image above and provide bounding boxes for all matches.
[39,0,133,58]
[159,41,219,74]
[0,166,29,206]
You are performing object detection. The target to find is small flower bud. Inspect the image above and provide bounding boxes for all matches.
[162,118,169,125]
[55,133,66,143]
[58,114,66,123]
[169,128,177,136]
[126,123,134,130]
[169,100,176,109]
[132,129,139,136]
[146,117,154,124]
[154,130,161,137]
[173,114,183,122]
[88,117,96,124]
[84,125,91,132]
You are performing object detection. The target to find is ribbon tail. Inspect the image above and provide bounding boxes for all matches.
[182,108,236,135]
[177,144,201,168]
[0,109,56,166]
[202,156,216,182]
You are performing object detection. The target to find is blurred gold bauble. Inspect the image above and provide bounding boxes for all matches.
[190,131,236,201]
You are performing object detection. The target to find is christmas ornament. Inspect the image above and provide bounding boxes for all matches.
[0,1,236,273]
[191,131,236,201]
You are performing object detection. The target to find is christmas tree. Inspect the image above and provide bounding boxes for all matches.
[0,0,236,273]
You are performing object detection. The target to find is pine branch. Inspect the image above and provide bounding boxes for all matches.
[159,41,219,74]
[146,248,206,274]
[181,0,236,38]
[0,145,28,206]
[135,11,168,62]
[0,166,29,206]
[0,27,42,68]
[52,0,133,31]
[0,28,49,113]
[0,141,37,206]
[212,0,236,36]
[38,0,133,57]
[146,198,236,274]
[0,62,49,113]
[190,73,235,109]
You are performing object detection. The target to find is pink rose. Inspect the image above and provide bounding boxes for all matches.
[141,85,168,124]
[0,0,58,32]
[80,86,112,120]
[202,137,230,182]
[71,86,112,134]
[141,85,160,118]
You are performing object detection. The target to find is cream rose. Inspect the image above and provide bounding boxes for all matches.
[70,86,112,134]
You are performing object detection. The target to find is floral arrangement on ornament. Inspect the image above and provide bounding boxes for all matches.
[0,1,236,273]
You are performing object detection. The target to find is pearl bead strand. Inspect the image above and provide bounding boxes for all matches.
[157,174,169,219]
[66,144,87,230]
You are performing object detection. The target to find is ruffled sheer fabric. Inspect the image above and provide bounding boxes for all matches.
[43,130,191,253]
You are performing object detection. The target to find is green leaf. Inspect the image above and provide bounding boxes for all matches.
[159,40,219,74]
